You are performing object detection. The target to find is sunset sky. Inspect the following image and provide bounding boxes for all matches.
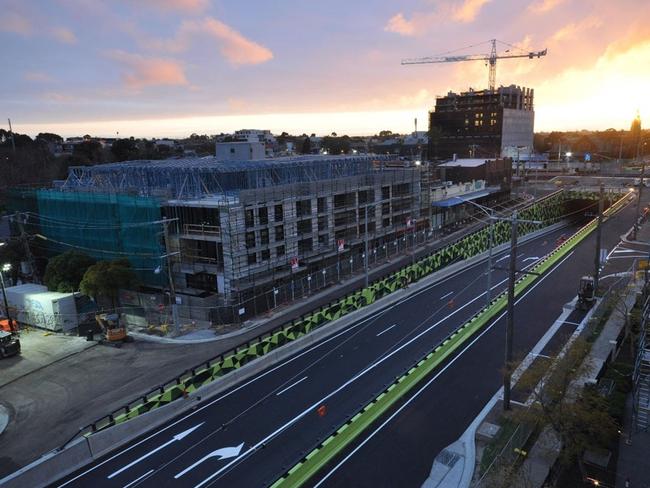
[2,0,649,138]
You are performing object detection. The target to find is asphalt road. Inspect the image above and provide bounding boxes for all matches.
[52,216,589,488]
[312,198,639,488]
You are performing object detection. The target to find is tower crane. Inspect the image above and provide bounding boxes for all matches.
[401,39,547,91]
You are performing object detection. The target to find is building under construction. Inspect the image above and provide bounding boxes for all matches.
[10,154,511,324]
[429,85,535,160]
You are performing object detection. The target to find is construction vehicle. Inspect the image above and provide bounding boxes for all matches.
[577,276,596,310]
[0,317,18,333]
[0,330,21,358]
[95,313,130,344]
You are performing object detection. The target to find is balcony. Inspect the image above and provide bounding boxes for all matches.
[182,223,221,240]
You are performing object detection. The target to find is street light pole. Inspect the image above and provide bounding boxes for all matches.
[594,184,604,294]
[364,203,370,288]
[503,210,519,411]
[1,264,13,332]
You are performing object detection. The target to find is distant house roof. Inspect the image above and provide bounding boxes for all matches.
[438,158,495,168]
[431,188,499,207]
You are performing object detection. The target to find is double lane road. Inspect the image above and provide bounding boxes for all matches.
[54,202,633,488]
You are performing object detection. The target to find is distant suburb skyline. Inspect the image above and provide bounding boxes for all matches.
[2,0,649,138]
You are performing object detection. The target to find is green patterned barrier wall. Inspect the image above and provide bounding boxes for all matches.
[271,190,630,488]
[94,190,621,431]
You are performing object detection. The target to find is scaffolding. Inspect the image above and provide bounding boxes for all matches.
[62,154,389,200]
[633,295,650,431]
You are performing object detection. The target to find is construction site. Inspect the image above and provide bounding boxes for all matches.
[7,154,513,329]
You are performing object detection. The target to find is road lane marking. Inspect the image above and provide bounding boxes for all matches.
[495,254,510,263]
[191,259,546,488]
[108,423,204,479]
[175,444,244,479]
[122,469,153,488]
[312,250,575,487]
[439,291,454,300]
[376,324,398,337]
[275,376,309,396]
[57,224,567,486]
[523,256,540,262]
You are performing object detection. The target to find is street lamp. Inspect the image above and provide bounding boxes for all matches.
[453,197,496,307]
[1,263,13,332]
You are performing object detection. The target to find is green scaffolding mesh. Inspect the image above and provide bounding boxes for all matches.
[33,190,165,286]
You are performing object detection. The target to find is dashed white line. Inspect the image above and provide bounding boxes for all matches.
[440,291,454,300]
[376,324,398,337]
[122,469,153,488]
[275,376,309,396]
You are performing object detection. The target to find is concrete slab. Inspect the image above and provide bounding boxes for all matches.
[0,330,96,389]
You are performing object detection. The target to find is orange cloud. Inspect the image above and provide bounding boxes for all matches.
[384,13,416,36]
[148,17,273,65]
[50,27,77,44]
[141,0,209,13]
[452,0,492,23]
[385,0,491,36]
[551,16,602,42]
[528,0,565,14]
[107,50,188,89]
[0,11,32,35]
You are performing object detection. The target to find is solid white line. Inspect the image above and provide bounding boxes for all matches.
[58,225,560,486]
[440,291,454,300]
[313,250,575,487]
[275,376,308,396]
[376,324,398,337]
[609,255,647,259]
[122,469,153,488]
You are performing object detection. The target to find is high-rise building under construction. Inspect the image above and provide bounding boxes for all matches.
[429,85,534,160]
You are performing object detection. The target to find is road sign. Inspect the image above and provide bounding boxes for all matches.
[585,153,591,162]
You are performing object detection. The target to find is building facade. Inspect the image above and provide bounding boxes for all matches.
[429,85,534,160]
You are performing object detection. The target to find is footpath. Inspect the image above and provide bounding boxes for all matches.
[423,215,650,488]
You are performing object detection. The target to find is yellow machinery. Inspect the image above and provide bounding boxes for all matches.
[95,313,128,342]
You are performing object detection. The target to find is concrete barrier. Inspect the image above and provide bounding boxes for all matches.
[0,437,92,488]
[0,221,570,488]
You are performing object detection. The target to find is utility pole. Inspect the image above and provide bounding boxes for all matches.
[162,218,180,334]
[594,184,604,294]
[7,118,16,153]
[636,163,645,236]
[486,214,495,307]
[503,210,519,411]
[364,204,370,288]
[15,213,38,283]
[0,265,13,331]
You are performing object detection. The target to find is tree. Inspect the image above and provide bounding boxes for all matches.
[111,138,140,162]
[378,130,393,138]
[513,339,618,476]
[322,135,351,154]
[35,133,63,145]
[80,259,138,309]
[300,137,312,154]
[44,251,96,292]
[73,140,103,163]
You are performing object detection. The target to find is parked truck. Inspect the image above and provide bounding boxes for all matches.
[4,284,80,332]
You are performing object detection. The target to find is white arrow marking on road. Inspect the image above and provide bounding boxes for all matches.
[107,423,204,479]
[174,443,244,479]
[523,256,540,262]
